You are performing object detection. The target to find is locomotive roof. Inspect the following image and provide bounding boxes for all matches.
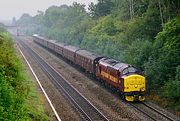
[76,49,103,61]
[99,58,131,71]
[63,45,80,52]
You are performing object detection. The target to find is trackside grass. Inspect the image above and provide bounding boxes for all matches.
[0,30,49,121]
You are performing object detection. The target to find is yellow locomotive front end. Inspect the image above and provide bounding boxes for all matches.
[123,74,146,101]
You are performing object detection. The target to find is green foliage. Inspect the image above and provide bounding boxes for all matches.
[145,18,180,88]
[123,40,153,69]
[175,65,180,81]
[0,33,27,120]
[88,0,114,18]
[163,66,180,111]
[146,18,179,111]
[15,13,33,26]
[164,66,180,100]
[0,32,49,120]
[0,24,5,33]
[25,3,91,47]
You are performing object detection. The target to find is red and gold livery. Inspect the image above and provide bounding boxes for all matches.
[96,58,146,101]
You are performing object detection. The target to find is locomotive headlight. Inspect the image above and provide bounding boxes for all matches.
[125,87,129,89]
[141,87,145,91]
[134,85,138,88]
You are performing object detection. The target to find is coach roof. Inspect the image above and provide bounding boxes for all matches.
[63,45,80,52]
[76,49,102,61]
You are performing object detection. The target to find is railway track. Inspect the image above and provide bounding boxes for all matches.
[17,37,109,121]
[129,103,157,121]
[17,36,180,121]
[129,102,178,121]
[142,102,178,121]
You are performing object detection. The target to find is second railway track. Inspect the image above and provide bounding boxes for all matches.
[142,102,178,121]
[129,102,179,121]
[17,36,109,121]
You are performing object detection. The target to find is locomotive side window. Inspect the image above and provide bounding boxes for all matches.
[122,67,138,75]
[128,67,138,73]
[122,68,128,75]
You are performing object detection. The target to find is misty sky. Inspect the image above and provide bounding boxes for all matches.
[0,0,97,21]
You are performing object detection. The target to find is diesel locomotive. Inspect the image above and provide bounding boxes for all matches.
[33,34,146,101]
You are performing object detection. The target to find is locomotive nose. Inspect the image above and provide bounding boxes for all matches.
[124,74,145,92]
[123,74,146,101]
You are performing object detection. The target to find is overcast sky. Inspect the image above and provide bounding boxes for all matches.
[0,0,97,21]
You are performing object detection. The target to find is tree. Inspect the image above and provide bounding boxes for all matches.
[15,13,33,26]
[129,0,134,19]
[88,2,96,17]
[157,0,180,26]
[72,2,86,14]
[145,17,180,88]
[163,66,180,109]
[88,0,114,18]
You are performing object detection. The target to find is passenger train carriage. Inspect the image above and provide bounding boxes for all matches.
[76,49,103,74]
[33,34,146,101]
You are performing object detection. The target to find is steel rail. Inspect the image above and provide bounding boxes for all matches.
[129,103,157,121]
[18,37,109,121]
[142,102,175,121]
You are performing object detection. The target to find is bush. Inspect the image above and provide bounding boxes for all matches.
[145,18,180,89]
[163,66,180,110]
[0,32,49,120]
[164,80,180,102]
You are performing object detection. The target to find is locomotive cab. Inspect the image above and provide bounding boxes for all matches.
[121,67,146,101]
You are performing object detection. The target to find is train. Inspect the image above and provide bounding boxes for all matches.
[32,34,146,102]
